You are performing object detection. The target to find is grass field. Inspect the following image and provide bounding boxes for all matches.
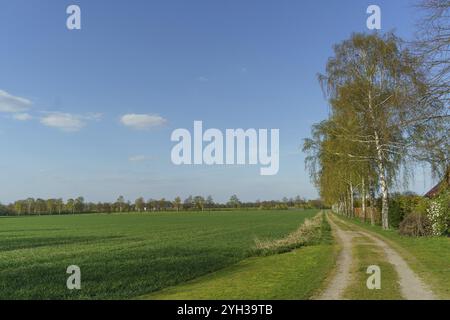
[145,245,334,300]
[144,214,334,300]
[0,209,320,299]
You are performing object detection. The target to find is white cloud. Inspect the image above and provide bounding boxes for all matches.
[0,90,32,113]
[13,113,32,121]
[197,76,209,82]
[120,114,167,130]
[84,112,103,121]
[40,112,85,132]
[128,155,153,162]
[39,112,102,132]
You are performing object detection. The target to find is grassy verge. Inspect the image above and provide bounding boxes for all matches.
[254,213,326,255]
[336,214,450,299]
[142,214,335,300]
[142,245,335,300]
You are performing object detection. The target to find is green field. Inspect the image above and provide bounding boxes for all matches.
[144,213,334,300]
[0,209,320,299]
[144,244,334,300]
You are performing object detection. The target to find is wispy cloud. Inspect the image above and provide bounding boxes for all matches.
[84,112,103,121]
[39,112,103,132]
[128,155,153,162]
[0,90,32,113]
[0,89,105,132]
[40,112,85,132]
[120,114,167,130]
[12,113,33,121]
[197,76,209,82]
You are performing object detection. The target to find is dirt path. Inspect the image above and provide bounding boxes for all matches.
[318,217,356,300]
[318,214,437,300]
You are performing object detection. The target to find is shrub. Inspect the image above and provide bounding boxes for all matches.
[388,198,404,229]
[254,213,325,255]
[399,213,432,237]
[399,195,422,214]
[275,203,289,210]
[414,197,430,215]
[427,190,449,236]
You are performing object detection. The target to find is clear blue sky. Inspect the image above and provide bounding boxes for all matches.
[0,0,435,203]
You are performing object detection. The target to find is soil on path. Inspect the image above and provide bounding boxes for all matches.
[318,214,437,300]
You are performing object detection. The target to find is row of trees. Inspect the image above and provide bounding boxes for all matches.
[0,195,325,216]
[303,1,449,230]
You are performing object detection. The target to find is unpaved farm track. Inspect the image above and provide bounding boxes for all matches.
[318,217,356,300]
[318,214,437,300]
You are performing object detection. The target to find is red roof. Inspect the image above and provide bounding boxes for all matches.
[425,168,450,198]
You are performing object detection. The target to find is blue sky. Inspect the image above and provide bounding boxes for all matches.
[0,0,436,203]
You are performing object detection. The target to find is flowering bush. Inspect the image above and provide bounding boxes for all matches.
[426,191,449,236]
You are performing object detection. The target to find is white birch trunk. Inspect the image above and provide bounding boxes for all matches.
[368,90,389,230]
[374,130,389,230]
[362,177,366,222]
[349,183,354,218]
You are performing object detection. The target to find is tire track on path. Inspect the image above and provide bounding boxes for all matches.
[318,215,356,300]
[318,214,437,300]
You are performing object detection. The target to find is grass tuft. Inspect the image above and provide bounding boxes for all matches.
[253,213,329,255]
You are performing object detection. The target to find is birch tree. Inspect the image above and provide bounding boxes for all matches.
[308,33,445,229]
[416,0,450,103]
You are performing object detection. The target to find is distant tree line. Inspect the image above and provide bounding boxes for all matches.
[0,195,325,216]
